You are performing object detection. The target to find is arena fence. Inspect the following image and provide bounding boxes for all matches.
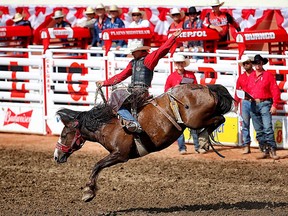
[0,29,287,148]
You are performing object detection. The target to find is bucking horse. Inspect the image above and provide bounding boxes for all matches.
[54,84,234,202]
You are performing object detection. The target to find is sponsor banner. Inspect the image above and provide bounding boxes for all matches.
[0,26,32,38]
[184,116,239,145]
[212,117,239,145]
[0,105,45,134]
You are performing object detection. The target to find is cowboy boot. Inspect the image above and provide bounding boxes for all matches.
[270,149,280,160]
[242,142,251,154]
[256,151,270,159]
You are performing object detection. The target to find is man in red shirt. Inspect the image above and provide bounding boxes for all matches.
[165,54,206,155]
[246,54,281,160]
[96,29,182,133]
[203,0,241,48]
[234,55,254,154]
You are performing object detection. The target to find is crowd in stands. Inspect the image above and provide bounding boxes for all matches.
[0,1,243,52]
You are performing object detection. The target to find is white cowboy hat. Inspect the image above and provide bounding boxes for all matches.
[128,7,144,16]
[95,3,105,10]
[173,54,190,67]
[125,42,150,54]
[238,55,253,66]
[52,10,64,19]
[210,0,225,7]
[84,6,95,14]
[13,13,23,22]
[168,8,185,19]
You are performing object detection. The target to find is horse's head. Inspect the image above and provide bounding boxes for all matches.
[54,109,86,163]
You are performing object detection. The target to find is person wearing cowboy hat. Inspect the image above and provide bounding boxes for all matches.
[96,29,183,134]
[127,7,150,48]
[13,12,32,28]
[88,3,110,49]
[246,54,281,160]
[12,12,33,45]
[106,5,126,52]
[167,8,185,50]
[75,6,96,28]
[52,10,71,27]
[182,6,204,56]
[234,55,254,154]
[203,0,241,49]
[164,54,205,155]
[89,3,110,49]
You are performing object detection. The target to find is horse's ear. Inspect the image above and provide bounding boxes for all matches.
[57,109,75,127]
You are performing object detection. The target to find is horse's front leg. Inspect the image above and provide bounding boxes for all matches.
[198,115,225,150]
[82,151,128,202]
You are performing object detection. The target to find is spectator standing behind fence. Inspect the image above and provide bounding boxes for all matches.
[89,3,110,49]
[51,10,71,27]
[234,55,254,154]
[164,54,206,155]
[127,7,150,48]
[182,6,203,58]
[106,5,127,51]
[203,0,241,49]
[246,54,281,160]
[12,13,33,45]
[168,8,185,51]
[75,6,96,29]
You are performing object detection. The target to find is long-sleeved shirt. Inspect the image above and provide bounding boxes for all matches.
[91,16,110,47]
[234,71,251,105]
[106,17,126,47]
[164,70,197,92]
[127,19,150,47]
[103,35,177,86]
[246,70,281,107]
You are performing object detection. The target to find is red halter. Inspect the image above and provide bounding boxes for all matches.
[56,129,86,153]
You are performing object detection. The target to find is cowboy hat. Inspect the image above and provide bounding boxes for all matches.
[238,55,253,66]
[125,42,150,54]
[128,7,144,16]
[95,3,105,10]
[173,54,190,67]
[108,5,121,13]
[209,0,225,7]
[168,8,185,19]
[185,7,201,16]
[84,6,95,14]
[252,54,268,65]
[13,13,23,22]
[52,10,64,19]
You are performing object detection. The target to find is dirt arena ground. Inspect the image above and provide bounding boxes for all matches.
[1,133,288,216]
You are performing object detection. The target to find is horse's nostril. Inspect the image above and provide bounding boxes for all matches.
[54,156,58,161]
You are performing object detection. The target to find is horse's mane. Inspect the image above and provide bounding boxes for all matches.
[207,84,234,115]
[57,103,116,132]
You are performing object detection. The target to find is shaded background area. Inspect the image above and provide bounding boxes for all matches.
[1,133,288,215]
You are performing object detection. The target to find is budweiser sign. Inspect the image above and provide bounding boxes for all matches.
[3,108,33,129]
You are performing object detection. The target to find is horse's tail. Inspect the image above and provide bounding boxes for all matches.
[207,84,234,116]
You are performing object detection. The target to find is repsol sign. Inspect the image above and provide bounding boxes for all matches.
[179,31,208,38]
[244,32,275,40]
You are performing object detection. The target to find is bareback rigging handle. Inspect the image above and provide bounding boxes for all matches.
[95,85,107,106]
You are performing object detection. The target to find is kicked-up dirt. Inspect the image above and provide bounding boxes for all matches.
[1,132,288,216]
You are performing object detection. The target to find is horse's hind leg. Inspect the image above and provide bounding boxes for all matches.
[82,152,128,202]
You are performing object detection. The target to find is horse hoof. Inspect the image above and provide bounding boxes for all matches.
[82,187,95,202]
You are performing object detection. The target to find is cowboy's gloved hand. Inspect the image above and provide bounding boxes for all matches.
[96,81,104,87]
